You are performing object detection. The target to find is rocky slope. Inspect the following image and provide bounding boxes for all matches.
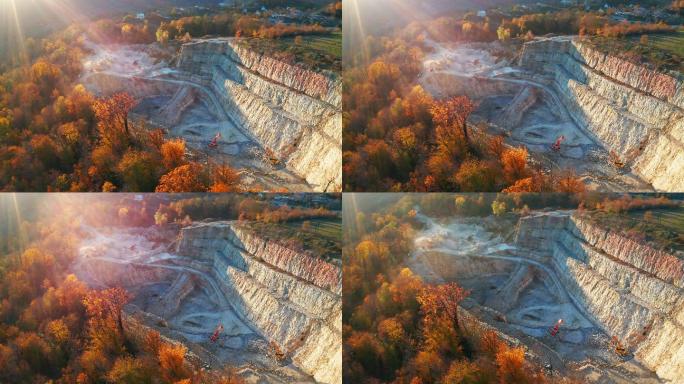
[177,39,342,192]
[519,37,684,191]
[176,221,342,384]
[74,222,341,383]
[516,212,684,381]
[81,38,341,192]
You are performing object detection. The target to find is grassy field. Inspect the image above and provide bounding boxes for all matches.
[238,31,341,73]
[590,31,684,73]
[285,217,342,241]
[585,205,684,254]
[283,31,342,57]
[633,31,684,57]
[240,217,342,262]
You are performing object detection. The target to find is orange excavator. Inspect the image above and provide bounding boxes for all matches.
[208,132,221,149]
[610,336,629,357]
[550,319,563,337]
[551,135,565,152]
[210,323,224,343]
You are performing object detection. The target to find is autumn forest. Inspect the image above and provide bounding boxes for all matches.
[0,2,341,192]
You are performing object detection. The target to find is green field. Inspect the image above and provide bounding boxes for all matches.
[240,217,342,262]
[283,31,342,57]
[586,205,684,254]
[285,217,342,241]
[590,31,684,73]
[238,31,341,73]
[617,30,684,72]
[640,31,684,56]
[632,30,684,58]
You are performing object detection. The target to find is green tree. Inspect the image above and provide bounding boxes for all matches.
[492,200,507,216]
[117,150,161,192]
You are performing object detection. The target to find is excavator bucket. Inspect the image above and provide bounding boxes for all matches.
[551,135,565,151]
[210,324,224,342]
[550,319,563,336]
[208,133,221,148]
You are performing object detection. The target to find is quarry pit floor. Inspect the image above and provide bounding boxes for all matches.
[408,212,663,383]
[81,40,313,192]
[419,40,653,192]
[73,225,317,384]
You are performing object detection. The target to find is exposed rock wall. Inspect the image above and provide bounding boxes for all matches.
[421,73,520,99]
[494,86,538,129]
[75,257,177,288]
[178,39,342,191]
[83,73,180,99]
[421,251,514,280]
[176,221,342,384]
[519,38,684,191]
[515,213,684,381]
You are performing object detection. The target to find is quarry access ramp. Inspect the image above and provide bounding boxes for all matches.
[74,222,341,384]
[81,37,342,192]
[410,211,680,382]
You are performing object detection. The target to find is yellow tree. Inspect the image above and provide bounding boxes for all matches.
[93,93,136,148]
[496,346,529,383]
[158,343,191,382]
[82,287,131,354]
[155,163,210,192]
[210,165,241,192]
[430,95,475,150]
[160,139,186,170]
[417,282,470,356]
[501,147,530,185]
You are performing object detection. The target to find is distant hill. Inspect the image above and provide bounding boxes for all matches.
[343,0,529,60]
[0,0,223,61]
[0,0,335,60]
[6,0,223,34]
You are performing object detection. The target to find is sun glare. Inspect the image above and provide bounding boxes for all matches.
[0,0,87,63]
[345,0,432,64]
[0,0,27,62]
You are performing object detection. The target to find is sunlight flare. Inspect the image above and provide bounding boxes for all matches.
[1,0,27,63]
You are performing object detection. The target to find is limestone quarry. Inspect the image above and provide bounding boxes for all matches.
[409,210,684,383]
[72,221,342,384]
[420,36,684,192]
[81,38,342,192]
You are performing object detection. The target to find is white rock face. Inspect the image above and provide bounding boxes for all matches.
[515,212,684,381]
[177,39,342,192]
[519,37,684,191]
[176,222,342,384]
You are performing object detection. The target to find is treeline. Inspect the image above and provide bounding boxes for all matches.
[156,14,327,43]
[343,200,580,383]
[87,9,331,46]
[343,30,584,192]
[674,0,684,14]
[0,206,243,383]
[327,1,342,18]
[496,10,676,40]
[598,21,675,37]
[88,19,156,45]
[578,194,684,251]
[587,194,682,214]
[411,10,678,43]
[153,195,337,225]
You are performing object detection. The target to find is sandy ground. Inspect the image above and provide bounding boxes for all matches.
[82,40,172,77]
[422,39,519,78]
